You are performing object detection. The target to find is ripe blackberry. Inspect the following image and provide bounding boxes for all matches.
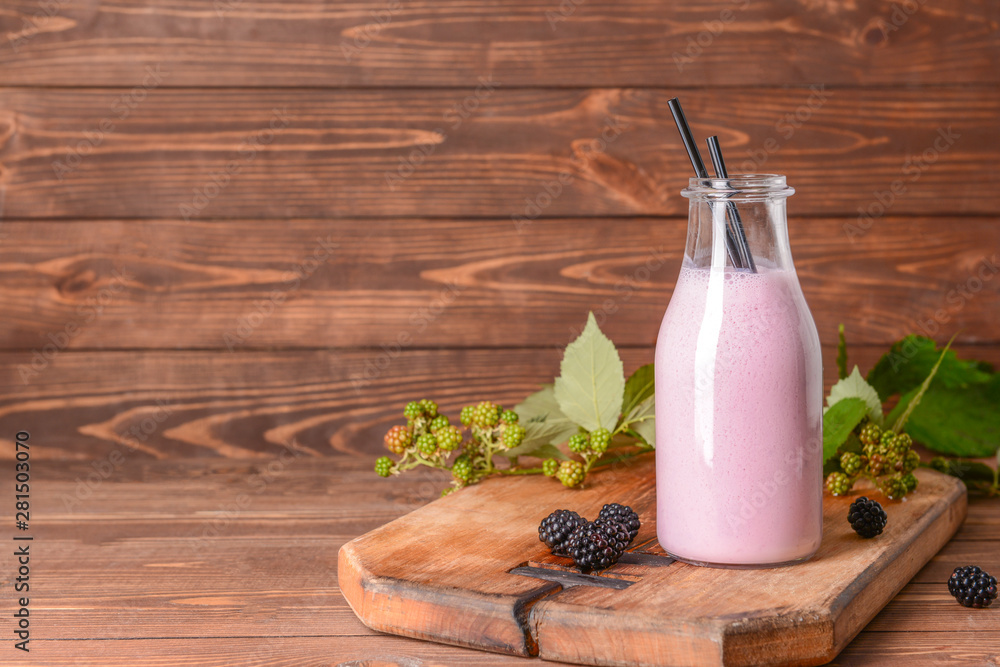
[859,422,882,448]
[374,456,394,477]
[556,460,585,487]
[840,452,863,476]
[542,459,559,477]
[459,405,475,426]
[416,433,438,456]
[598,503,640,543]
[593,518,631,552]
[538,509,585,553]
[472,401,499,428]
[589,428,611,455]
[567,434,590,454]
[948,566,998,608]
[437,425,463,451]
[826,472,853,496]
[403,401,423,421]
[501,423,526,449]
[383,425,411,454]
[500,409,519,424]
[429,415,450,433]
[565,522,624,572]
[848,496,887,538]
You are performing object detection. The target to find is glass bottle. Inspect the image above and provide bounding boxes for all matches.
[654,174,823,567]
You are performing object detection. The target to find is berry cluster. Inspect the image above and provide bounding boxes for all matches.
[825,421,920,501]
[375,399,528,493]
[538,503,640,572]
[948,566,997,608]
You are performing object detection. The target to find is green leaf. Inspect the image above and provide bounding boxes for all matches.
[514,385,578,445]
[553,312,625,432]
[892,335,955,432]
[866,335,992,401]
[887,378,1000,457]
[826,366,883,425]
[631,410,656,448]
[502,439,569,461]
[823,397,869,464]
[621,364,655,423]
[836,324,848,381]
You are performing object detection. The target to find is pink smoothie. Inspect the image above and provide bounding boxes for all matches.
[655,265,823,566]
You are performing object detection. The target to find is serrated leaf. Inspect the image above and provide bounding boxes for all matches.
[553,312,625,432]
[514,385,578,445]
[826,366,883,425]
[886,378,1000,457]
[866,335,992,401]
[502,439,569,461]
[631,411,656,448]
[836,324,848,380]
[621,364,655,423]
[892,334,955,432]
[823,397,869,464]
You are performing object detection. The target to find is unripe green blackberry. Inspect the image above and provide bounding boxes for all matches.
[419,399,438,418]
[437,425,463,451]
[826,472,853,496]
[880,430,898,452]
[894,432,912,453]
[568,433,590,454]
[557,460,585,487]
[404,401,423,421]
[459,405,475,426]
[590,428,611,455]
[840,452,863,476]
[500,409,519,424]
[869,453,887,476]
[416,433,438,456]
[879,476,907,500]
[502,423,526,449]
[429,415,450,433]
[930,456,950,473]
[901,472,918,493]
[887,450,905,473]
[542,458,559,477]
[472,401,500,428]
[451,455,472,482]
[383,425,411,454]
[374,456,394,477]
[903,450,920,474]
[859,422,882,447]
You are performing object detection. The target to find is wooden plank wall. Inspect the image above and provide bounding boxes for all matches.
[0,0,998,461]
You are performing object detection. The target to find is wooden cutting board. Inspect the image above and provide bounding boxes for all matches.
[338,457,966,667]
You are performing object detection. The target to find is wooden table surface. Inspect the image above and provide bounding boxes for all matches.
[6,454,997,666]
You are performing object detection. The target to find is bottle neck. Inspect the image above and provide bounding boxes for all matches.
[681,175,794,272]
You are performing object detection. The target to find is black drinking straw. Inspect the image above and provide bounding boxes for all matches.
[667,98,742,269]
[707,135,757,273]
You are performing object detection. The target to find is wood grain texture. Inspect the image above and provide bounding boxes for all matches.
[1,88,998,219]
[3,345,1000,462]
[0,1,997,87]
[0,217,997,351]
[340,457,966,666]
[0,455,994,665]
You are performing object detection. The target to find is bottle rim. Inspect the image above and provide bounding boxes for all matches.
[682,173,794,200]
